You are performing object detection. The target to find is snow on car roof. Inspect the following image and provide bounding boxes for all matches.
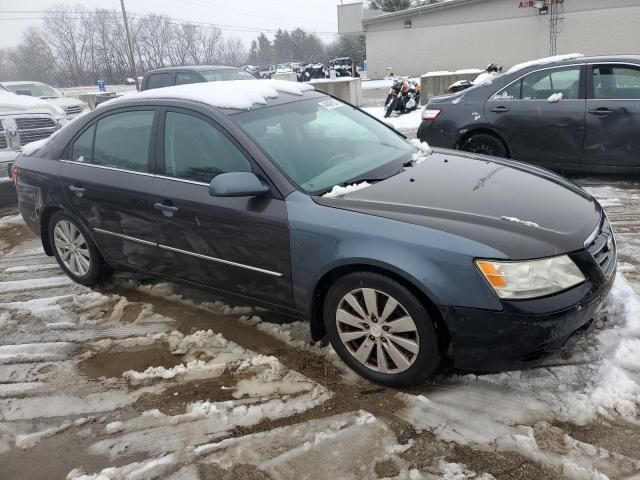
[505,53,585,75]
[108,80,315,110]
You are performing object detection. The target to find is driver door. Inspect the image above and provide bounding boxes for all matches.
[150,107,293,306]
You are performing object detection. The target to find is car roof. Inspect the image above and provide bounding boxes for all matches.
[1,81,44,86]
[100,79,322,113]
[144,65,240,75]
[506,54,640,76]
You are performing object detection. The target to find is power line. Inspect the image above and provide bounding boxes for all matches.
[0,10,339,35]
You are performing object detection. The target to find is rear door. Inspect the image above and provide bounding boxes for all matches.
[485,64,586,166]
[583,62,640,168]
[58,108,160,270]
[149,107,293,306]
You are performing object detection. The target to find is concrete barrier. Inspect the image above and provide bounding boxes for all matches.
[272,72,298,82]
[420,72,479,104]
[310,78,363,107]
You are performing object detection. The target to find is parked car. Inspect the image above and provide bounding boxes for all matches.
[13,80,615,386]
[329,57,355,78]
[0,85,66,204]
[2,81,89,119]
[259,65,276,79]
[418,54,640,173]
[140,65,255,91]
[276,63,294,74]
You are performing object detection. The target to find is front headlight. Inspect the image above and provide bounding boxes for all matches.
[476,255,585,300]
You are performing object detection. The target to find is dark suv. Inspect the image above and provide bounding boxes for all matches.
[141,65,255,91]
[418,55,640,173]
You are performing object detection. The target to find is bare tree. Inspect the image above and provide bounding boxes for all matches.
[219,37,247,67]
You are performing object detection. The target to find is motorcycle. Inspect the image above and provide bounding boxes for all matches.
[384,79,421,118]
[300,63,328,82]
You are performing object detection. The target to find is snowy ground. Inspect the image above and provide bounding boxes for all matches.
[1,178,640,479]
[363,106,423,134]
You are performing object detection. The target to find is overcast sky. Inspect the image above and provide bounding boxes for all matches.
[0,0,346,48]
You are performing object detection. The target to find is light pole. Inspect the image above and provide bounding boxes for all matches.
[120,0,140,90]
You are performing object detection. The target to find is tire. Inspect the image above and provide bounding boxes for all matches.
[48,211,106,287]
[324,272,441,387]
[460,133,508,158]
[384,97,397,118]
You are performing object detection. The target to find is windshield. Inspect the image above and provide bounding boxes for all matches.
[5,83,61,98]
[234,97,416,195]
[201,70,255,82]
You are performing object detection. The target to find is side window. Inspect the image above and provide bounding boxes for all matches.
[175,72,201,86]
[93,111,154,172]
[522,67,581,100]
[146,73,174,90]
[593,65,640,99]
[71,125,94,162]
[492,80,521,100]
[164,112,251,183]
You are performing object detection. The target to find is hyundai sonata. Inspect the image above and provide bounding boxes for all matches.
[12,80,615,386]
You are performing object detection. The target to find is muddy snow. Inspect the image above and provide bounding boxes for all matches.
[1,177,640,479]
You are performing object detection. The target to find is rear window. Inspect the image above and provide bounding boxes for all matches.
[145,73,175,90]
[200,70,255,82]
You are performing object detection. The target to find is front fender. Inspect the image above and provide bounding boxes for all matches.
[285,192,504,313]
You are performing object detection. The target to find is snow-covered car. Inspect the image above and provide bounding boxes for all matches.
[276,64,294,74]
[2,81,89,119]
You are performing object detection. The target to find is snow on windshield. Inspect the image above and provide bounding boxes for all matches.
[505,53,585,75]
[109,79,314,110]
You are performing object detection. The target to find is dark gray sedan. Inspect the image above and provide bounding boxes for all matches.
[12,80,615,386]
[418,54,640,173]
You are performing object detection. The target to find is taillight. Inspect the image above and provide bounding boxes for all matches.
[11,164,19,186]
[422,108,441,121]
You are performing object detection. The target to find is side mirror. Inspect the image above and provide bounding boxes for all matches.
[209,172,269,198]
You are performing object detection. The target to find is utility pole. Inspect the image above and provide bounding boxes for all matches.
[120,0,140,90]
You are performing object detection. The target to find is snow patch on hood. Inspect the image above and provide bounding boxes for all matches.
[500,216,541,228]
[322,182,371,198]
[108,79,315,110]
[0,91,65,117]
[409,138,432,164]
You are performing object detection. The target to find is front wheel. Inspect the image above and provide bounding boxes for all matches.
[48,211,107,287]
[324,272,441,387]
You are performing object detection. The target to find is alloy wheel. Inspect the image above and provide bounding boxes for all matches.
[53,220,91,277]
[335,288,420,374]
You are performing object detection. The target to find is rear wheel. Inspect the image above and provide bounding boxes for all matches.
[324,272,441,387]
[460,133,508,158]
[48,211,106,287]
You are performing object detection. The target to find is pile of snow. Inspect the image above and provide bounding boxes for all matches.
[108,79,315,110]
[422,68,483,78]
[322,181,371,198]
[363,106,423,131]
[548,92,563,103]
[409,138,433,164]
[506,53,585,75]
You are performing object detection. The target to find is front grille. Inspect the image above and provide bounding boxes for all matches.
[65,105,82,115]
[15,117,56,130]
[586,218,616,278]
[15,117,57,146]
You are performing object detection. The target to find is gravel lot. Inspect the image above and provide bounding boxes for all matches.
[0,175,639,480]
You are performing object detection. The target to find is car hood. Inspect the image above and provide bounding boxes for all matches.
[46,97,86,109]
[0,91,65,117]
[315,150,602,260]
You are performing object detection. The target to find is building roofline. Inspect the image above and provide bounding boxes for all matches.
[362,0,478,25]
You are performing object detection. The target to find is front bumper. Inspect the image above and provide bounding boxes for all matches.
[0,152,18,207]
[442,249,616,372]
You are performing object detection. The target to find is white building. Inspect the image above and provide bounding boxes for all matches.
[338,0,640,79]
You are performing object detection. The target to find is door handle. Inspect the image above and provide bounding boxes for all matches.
[490,106,510,113]
[154,202,179,217]
[68,185,85,197]
[588,108,613,116]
